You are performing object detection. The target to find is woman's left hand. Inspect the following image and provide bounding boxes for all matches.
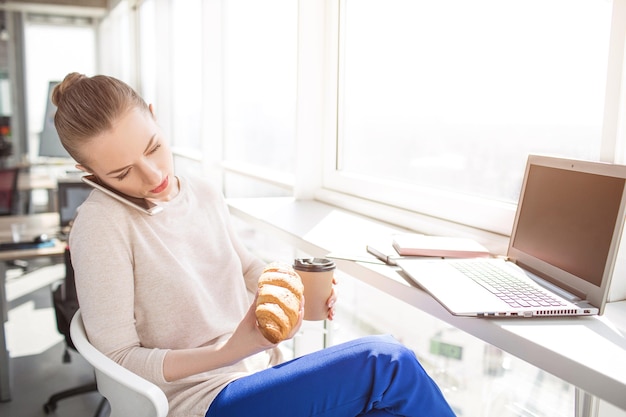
[326,276,338,320]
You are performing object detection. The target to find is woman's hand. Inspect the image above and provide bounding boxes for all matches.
[325,276,338,320]
[230,294,278,351]
[230,291,305,350]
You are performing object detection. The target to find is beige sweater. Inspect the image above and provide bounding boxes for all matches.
[69,176,281,417]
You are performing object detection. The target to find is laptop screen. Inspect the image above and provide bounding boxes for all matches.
[508,155,626,310]
[57,178,93,229]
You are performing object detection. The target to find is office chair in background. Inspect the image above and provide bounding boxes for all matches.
[0,167,19,216]
[43,247,107,416]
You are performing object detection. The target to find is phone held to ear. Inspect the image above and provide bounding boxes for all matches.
[81,175,164,215]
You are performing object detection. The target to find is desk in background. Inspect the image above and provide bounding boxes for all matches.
[0,212,65,401]
[16,162,82,215]
[17,170,57,214]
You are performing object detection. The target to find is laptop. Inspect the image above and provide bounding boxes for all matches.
[396,155,626,317]
[57,177,93,236]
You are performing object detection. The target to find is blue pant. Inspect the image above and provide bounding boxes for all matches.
[206,334,456,417]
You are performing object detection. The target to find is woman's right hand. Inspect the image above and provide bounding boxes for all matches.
[228,293,278,354]
[229,291,305,354]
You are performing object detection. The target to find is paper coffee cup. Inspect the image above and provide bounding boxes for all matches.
[293,258,335,321]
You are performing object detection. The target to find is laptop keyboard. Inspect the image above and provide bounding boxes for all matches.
[449,260,567,308]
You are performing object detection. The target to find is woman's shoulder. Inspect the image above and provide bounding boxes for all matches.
[69,188,144,239]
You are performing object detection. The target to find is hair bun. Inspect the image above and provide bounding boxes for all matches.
[51,72,87,106]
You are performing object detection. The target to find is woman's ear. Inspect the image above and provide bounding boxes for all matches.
[148,103,156,120]
[75,164,92,173]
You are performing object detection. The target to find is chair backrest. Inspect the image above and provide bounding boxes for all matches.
[0,167,19,215]
[70,310,169,417]
[52,247,79,350]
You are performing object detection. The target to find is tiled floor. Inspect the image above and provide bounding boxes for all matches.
[0,262,103,417]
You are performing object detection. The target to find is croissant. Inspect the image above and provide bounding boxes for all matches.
[255,263,304,343]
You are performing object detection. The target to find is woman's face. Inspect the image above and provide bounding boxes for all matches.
[78,106,177,202]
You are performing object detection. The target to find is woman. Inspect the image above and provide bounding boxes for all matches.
[54,72,456,417]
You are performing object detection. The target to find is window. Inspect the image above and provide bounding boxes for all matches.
[221,0,298,188]
[24,16,95,158]
[98,0,132,83]
[137,0,157,104]
[170,0,203,151]
[326,0,614,235]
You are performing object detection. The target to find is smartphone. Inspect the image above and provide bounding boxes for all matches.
[81,174,163,215]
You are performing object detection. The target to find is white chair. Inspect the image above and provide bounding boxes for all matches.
[70,310,170,417]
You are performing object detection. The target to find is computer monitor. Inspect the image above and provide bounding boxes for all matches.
[39,81,72,159]
[57,177,92,231]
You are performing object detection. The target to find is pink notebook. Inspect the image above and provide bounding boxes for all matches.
[392,234,490,258]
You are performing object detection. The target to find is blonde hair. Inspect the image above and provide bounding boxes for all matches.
[52,73,150,164]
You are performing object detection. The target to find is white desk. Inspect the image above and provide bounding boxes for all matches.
[227,197,626,413]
